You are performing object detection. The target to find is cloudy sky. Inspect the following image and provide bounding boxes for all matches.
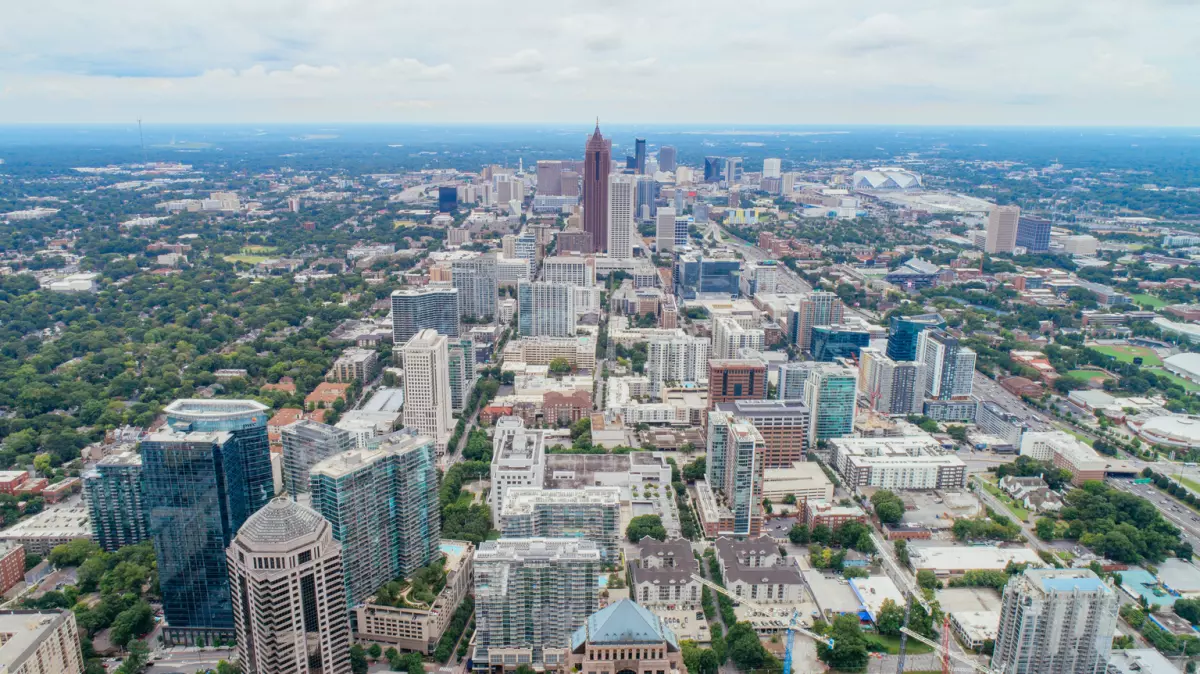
[1,0,1196,125]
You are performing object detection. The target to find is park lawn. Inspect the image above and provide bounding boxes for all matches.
[977,475,1032,521]
[865,634,934,655]
[1063,429,1095,448]
[1179,475,1200,495]
[1065,370,1111,383]
[224,254,271,264]
[1132,293,1168,309]
[1090,344,1163,367]
[241,245,278,253]
[1147,368,1200,393]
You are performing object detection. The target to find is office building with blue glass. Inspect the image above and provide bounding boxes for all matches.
[143,399,273,643]
[803,364,858,445]
[811,325,872,362]
[1015,216,1052,253]
[887,313,945,362]
[674,253,741,300]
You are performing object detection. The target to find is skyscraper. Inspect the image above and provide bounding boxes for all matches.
[472,539,602,671]
[438,186,458,213]
[723,157,742,185]
[392,287,460,344]
[635,174,656,222]
[1016,215,1052,253]
[607,174,636,259]
[646,335,710,396]
[227,498,352,674]
[82,451,148,552]
[991,569,1117,674]
[142,426,260,639]
[708,359,768,409]
[634,138,647,174]
[399,330,454,456]
[583,122,612,253]
[447,337,478,414]
[712,316,764,360]
[658,146,677,173]
[537,160,563,196]
[986,205,1021,254]
[517,281,576,337]
[789,292,845,352]
[451,254,498,320]
[859,348,925,416]
[281,420,354,497]
[762,158,782,179]
[713,398,810,469]
[655,206,677,252]
[777,362,818,401]
[886,313,945,362]
[499,487,621,562]
[163,399,273,533]
[703,156,724,182]
[705,411,765,537]
[309,433,441,606]
[803,364,858,444]
[917,328,976,400]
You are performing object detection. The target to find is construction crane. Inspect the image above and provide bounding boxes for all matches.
[867,530,941,674]
[691,574,831,674]
[899,627,1001,674]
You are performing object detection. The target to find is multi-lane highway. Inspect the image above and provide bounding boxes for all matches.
[1109,478,1200,554]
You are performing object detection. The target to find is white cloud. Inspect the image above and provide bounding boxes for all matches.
[0,0,1196,124]
[487,49,545,74]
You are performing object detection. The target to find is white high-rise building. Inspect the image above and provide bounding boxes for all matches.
[712,316,765,360]
[607,174,637,259]
[992,569,1117,674]
[490,417,547,526]
[916,329,976,400]
[451,254,498,320]
[985,205,1021,254]
[762,158,782,179]
[647,335,710,395]
[517,281,576,337]
[782,172,798,195]
[655,206,677,253]
[859,347,926,416]
[399,330,453,456]
[541,256,595,287]
[227,498,352,674]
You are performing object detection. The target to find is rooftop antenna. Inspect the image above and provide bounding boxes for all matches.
[137,118,148,166]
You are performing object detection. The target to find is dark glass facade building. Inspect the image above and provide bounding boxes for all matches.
[438,186,458,213]
[811,325,871,362]
[146,400,274,638]
[583,122,612,253]
[1016,215,1052,253]
[887,313,945,362]
[704,156,724,182]
[674,254,741,300]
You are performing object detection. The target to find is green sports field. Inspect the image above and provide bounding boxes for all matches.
[1090,344,1163,367]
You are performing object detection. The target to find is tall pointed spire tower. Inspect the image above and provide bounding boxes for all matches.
[583,119,612,253]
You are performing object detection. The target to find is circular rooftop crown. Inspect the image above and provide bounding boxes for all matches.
[238,497,327,547]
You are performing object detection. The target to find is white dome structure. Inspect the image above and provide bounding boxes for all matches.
[851,168,923,192]
[1135,415,1200,449]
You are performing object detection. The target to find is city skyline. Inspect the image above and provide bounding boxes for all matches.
[0,2,1196,126]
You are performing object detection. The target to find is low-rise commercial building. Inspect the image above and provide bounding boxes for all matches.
[828,434,966,490]
[565,600,687,674]
[910,545,1042,577]
[0,507,92,555]
[761,461,833,503]
[1019,431,1107,485]
[631,538,701,609]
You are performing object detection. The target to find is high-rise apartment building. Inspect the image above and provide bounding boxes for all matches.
[309,433,440,606]
[392,287,460,344]
[0,610,85,674]
[886,313,945,362]
[859,348,925,416]
[447,337,478,414]
[583,123,612,253]
[607,174,637,259]
[658,146,677,173]
[399,330,454,455]
[991,569,1117,674]
[777,362,818,401]
[1016,215,1052,253]
[227,498,352,674]
[499,487,621,562]
[647,335,710,396]
[714,399,810,469]
[985,205,1021,254]
[281,420,354,497]
[517,281,576,337]
[513,230,538,268]
[705,412,765,537]
[712,316,765,360]
[803,364,858,444]
[489,417,547,526]
[472,539,602,671]
[762,158,782,179]
[451,254,498,320]
[917,329,976,400]
[789,292,845,352]
[708,359,768,409]
[655,206,677,253]
[82,451,148,552]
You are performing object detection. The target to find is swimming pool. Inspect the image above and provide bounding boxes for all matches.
[598,575,609,588]
[441,542,466,557]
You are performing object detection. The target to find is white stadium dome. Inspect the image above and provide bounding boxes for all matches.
[851,168,923,192]
[1136,415,1200,449]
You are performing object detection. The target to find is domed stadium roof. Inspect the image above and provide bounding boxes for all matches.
[237,497,328,548]
[1138,415,1200,449]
